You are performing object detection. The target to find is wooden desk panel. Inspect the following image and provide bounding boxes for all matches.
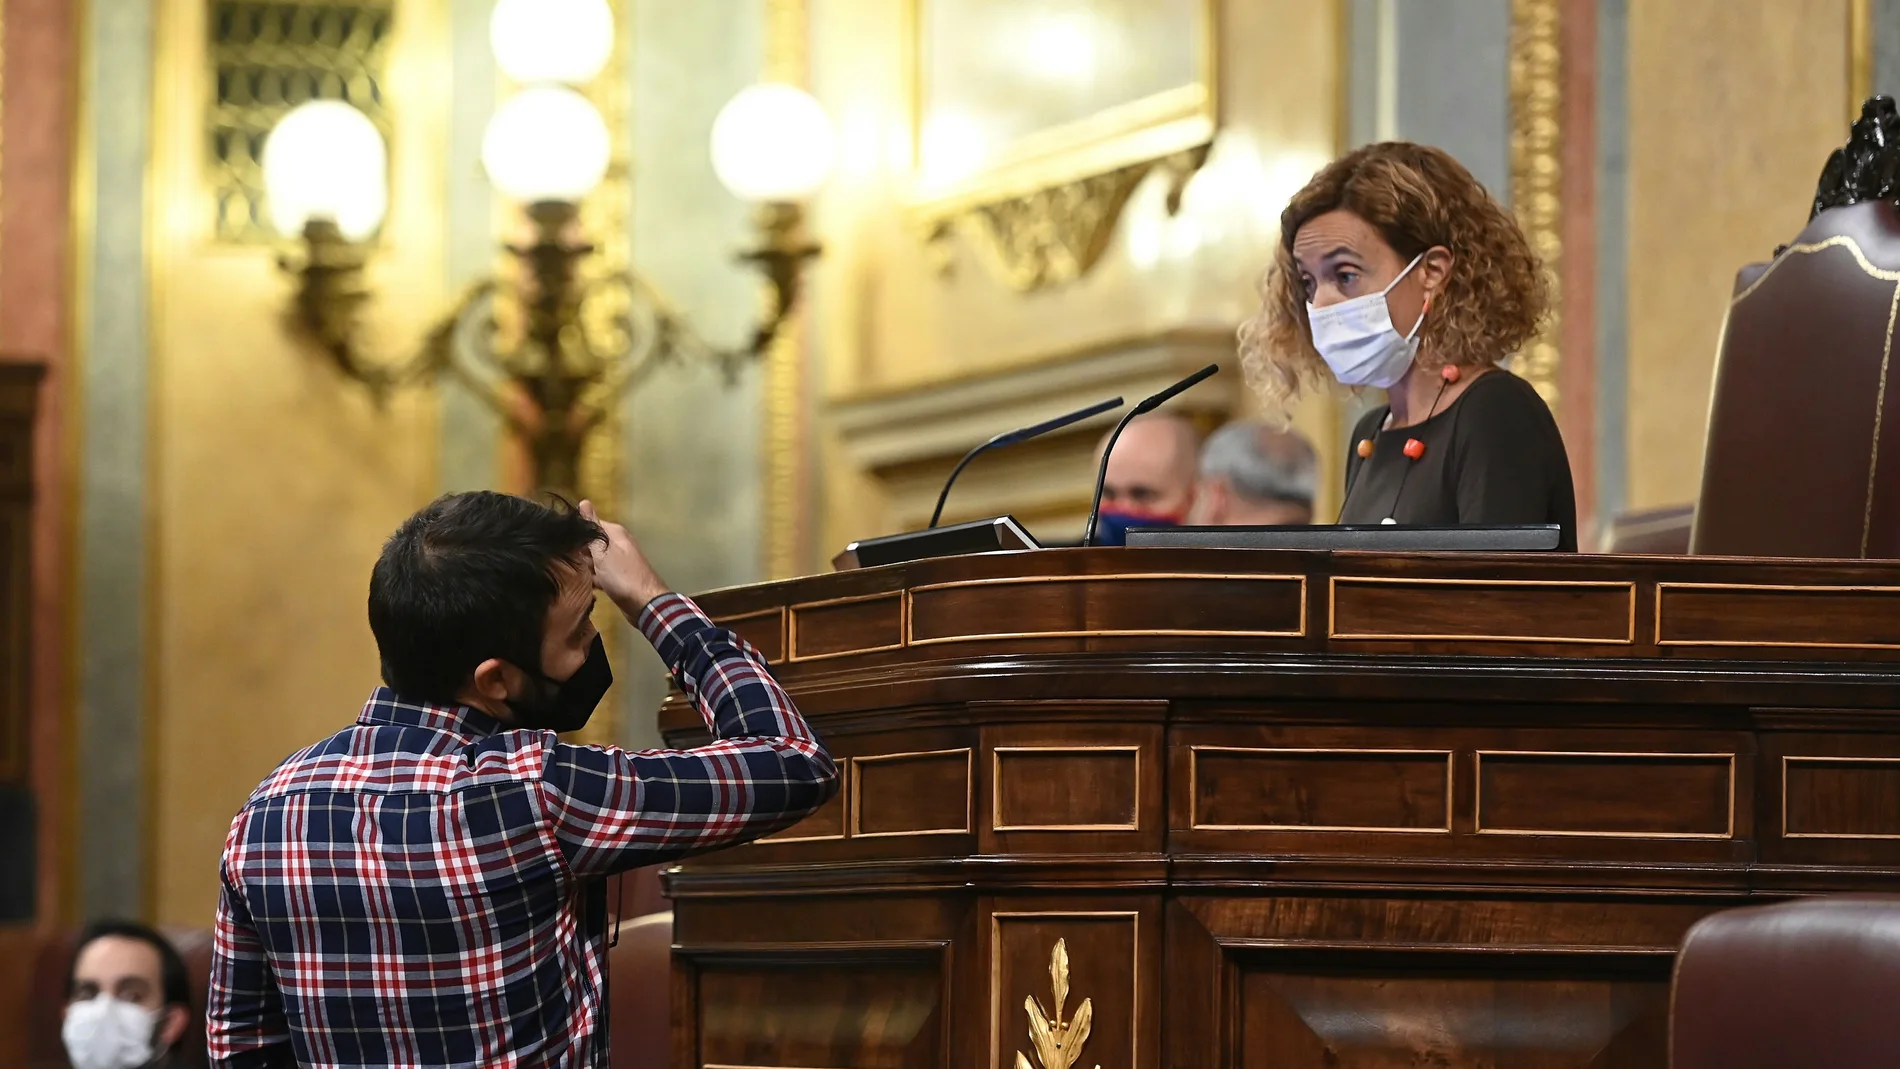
[666,550,1900,1069]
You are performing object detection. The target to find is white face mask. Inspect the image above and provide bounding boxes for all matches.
[63,996,160,1069]
[1306,252,1428,389]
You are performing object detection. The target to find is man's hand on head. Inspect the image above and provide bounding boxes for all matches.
[579,500,670,615]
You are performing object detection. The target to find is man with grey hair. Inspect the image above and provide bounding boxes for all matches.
[1189,419,1319,526]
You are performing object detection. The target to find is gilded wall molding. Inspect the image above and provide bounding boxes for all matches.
[919,146,1209,292]
[904,0,1217,292]
[763,0,810,578]
[206,0,393,243]
[1509,0,1562,412]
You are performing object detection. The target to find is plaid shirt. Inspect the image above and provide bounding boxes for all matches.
[207,593,836,1069]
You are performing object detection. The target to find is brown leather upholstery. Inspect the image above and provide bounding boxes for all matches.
[1693,199,1900,557]
[20,866,670,1067]
[607,912,673,1069]
[1671,895,1900,1069]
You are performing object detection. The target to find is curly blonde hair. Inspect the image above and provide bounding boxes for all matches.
[1237,142,1548,413]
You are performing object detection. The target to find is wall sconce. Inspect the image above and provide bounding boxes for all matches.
[265,0,835,498]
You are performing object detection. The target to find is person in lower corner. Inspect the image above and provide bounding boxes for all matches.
[206,491,840,1069]
[64,920,196,1069]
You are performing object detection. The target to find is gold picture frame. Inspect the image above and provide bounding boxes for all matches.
[903,0,1219,290]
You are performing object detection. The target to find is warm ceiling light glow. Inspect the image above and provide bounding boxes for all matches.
[489,0,615,85]
[262,100,388,240]
[482,85,612,203]
[709,83,837,203]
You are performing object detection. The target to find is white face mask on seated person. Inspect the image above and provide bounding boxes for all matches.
[1306,251,1427,390]
[63,995,163,1069]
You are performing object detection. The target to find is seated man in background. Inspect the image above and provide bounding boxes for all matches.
[1190,419,1318,526]
[64,920,194,1069]
[209,492,839,1068]
[1095,412,1202,544]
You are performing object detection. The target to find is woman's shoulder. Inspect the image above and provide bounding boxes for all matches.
[1457,368,1559,429]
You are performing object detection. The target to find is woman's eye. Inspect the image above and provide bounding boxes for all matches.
[1337,269,1360,288]
[1299,277,1315,300]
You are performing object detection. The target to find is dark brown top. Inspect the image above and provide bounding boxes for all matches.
[1339,369,1578,550]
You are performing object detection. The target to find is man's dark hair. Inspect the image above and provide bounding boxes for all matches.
[369,491,605,704]
[68,919,192,1011]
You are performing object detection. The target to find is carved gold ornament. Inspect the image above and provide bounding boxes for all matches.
[921,147,1208,292]
[209,0,393,243]
[1508,0,1562,412]
[1015,939,1100,1069]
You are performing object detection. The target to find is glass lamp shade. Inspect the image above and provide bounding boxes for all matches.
[481,86,612,203]
[262,101,388,240]
[709,83,836,203]
[489,0,614,85]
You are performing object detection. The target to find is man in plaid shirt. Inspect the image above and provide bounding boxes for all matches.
[206,492,838,1068]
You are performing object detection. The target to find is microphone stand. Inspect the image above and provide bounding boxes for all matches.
[1082,363,1221,546]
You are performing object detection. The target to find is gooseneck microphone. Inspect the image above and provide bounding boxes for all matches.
[1082,363,1221,546]
[928,396,1125,528]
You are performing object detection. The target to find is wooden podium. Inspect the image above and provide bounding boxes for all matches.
[660,549,1900,1069]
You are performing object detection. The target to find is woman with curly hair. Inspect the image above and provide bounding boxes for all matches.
[1239,142,1577,549]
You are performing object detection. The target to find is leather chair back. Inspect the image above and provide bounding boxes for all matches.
[1692,199,1900,557]
[1671,895,1900,1068]
[608,911,673,1069]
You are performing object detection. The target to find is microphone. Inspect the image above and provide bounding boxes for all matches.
[929,396,1125,528]
[1082,363,1221,547]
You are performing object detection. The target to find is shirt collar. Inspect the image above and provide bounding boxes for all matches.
[357,686,504,740]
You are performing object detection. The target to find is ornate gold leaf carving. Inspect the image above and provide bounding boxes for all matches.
[207,0,394,243]
[1015,939,1100,1069]
[923,146,1209,292]
[1509,0,1562,413]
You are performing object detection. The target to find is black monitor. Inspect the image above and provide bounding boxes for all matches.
[833,515,1041,570]
[1125,524,1565,552]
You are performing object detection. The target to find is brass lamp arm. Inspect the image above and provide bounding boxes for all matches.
[276,200,821,502]
[422,280,541,436]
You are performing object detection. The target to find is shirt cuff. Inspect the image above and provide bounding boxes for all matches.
[634,591,708,666]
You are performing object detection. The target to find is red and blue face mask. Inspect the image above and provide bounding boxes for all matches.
[1093,505,1188,547]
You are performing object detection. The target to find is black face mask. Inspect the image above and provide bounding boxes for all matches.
[505,634,614,734]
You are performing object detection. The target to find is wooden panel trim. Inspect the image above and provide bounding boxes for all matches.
[1214,937,1680,957]
[1782,754,1900,839]
[710,606,789,660]
[1328,577,1638,644]
[991,745,1143,832]
[675,939,952,959]
[907,572,1308,645]
[1473,750,1737,839]
[787,590,909,662]
[760,760,849,843]
[1187,746,1455,833]
[849,748,974,838]
[1656,582,1900,649]
[989,911,1140,1069]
